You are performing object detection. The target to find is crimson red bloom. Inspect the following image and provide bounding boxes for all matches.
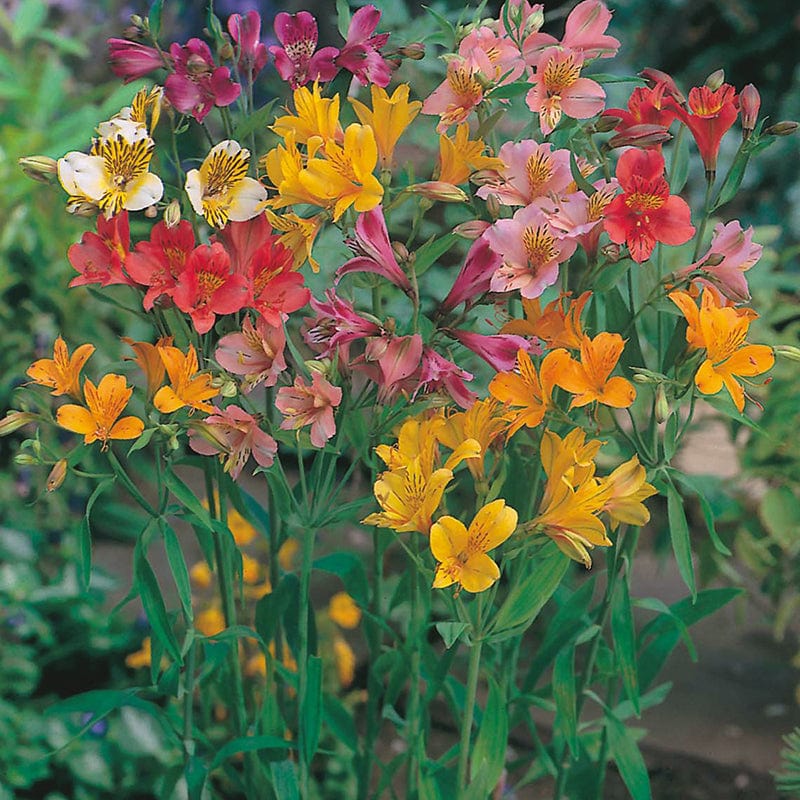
[67,211,133,288]
[603,149,695,263]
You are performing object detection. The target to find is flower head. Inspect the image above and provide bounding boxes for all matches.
[501,291,589,350]
[216,316,287,392]
[418,348,476,409]
[107,39,165,83]
[600,455,656,529]
[272,83,343,147]
[275,371,342,448]
[270,11,339,90]
[228,11,268,81]
[122,336,173,400]
[441,235,501,312]
[27,336,95,398]
[67,211,132,288]
[153,344,219,414]
[336,5,392,88]
[422,57,485,133]
[436,124,504,186]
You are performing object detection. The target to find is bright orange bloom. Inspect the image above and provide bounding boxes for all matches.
[501,292,589,350]
[123,336,173,399]
[551,332,636,409]
[56,373,144,449]
[153,345,219,414]
[669,288,774,412]
[436,123,504,185]
[27,336,95,398]
[600,455,657,529]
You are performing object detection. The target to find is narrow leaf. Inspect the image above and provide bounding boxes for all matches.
[606,714,652,800]
[301,656,323,764]
[313,551,368,606]
[209,735,294,770]
[271,760,300,800]
[611,567,640,716]
[161,522,194,622]
[470,675,508,790]
[553,645,578,756]
[668,469,732,556]
[78,477,115,591]
[135,548,182,663]
[335,0,351,39]
[665,476,696,600]
[413,233,458,277]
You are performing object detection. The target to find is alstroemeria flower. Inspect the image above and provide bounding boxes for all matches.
[603,83,677,146]
[336,4,391,88]
[275,371,342,448]
[272,82,343,147]
[486,204,578,298]
[363,334,424,403]
[165,38,241,122]
[441,235,501,312]
[265,208,325,272]
[154,344,219,414]
[216,316,287,392]
[418,348,476,409]
[458,26,525,86]
[67,211,133,288]
[336,206,411,291]
[304,290,382,360]
[270,11,339,90]
[125,220,196,310]
[107,38,167,83]
[247,241,310,327]
[189,404,277,479]
[449,330,530,372]
[57,374,144,450]
[122,336,173,400]
[228,11,268,81]
[525,47,606,135]
[600,455,657,529]
[436,124,504,186]
[673,220,762,303]
[422,56,485,133]
[431,500,518,593]
[603,148,694,262]
[501,291,589,350]
[27,336,95,399]
[58,120,163,217]
[185,140,268,229]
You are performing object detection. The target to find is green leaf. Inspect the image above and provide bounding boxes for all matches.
[604,286,646,375]
[78,478,115,591]
[605,713,652,800]
[611,567,640,716]
[185,755,207,800]
[553,645,578,756]
[127,427,156,455]
[335,0,352,39]
[569,150,596,197]
[712,148,751,211]
[135,546,182,664]
[435,621,469,649]
[10,0,47,46]
[209,735,294,770]
[662,411,679,462]
[148,0,164,40]
[470,675,508,790]
[301,656,323,764]
[665,476,696,601]
[488,81,530,100]
[161,522,194,622]
[323,694,358,752]
[313,551,369,606]
[590,73,646,84]
[271,759,300,800]
[413,233,459,278]
[594,259,633,294]
[669,131,691,194]
[635,597,696,661]
[758,485,800,554]
[702,389,765,434]
[164,469,214,529]
[256,575,296,647]
[668,469,732,556]
[234,98,278,141]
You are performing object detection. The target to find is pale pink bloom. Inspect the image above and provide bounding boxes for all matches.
[449,330,530,372]
[362,334,423,403]
[441,235,501,312]
[275,372,343,448]
[476,140,572,206]
[498,1,544,41]
[216,316,287,392]
[418,348,476,409]
[486,204,577,298]
[458,26,524,86]
[525,47,605,135]
[336,206,411,291]
[673,220,762,303]
[336,5,392,88]
[189,405,277,480]
[228,11,268,80]
[107,39,167,83]
[304,290,382,359]
[270,11,339,89]
[422,56,485,133]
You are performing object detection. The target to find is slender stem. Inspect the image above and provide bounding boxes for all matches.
[107,447,158,517]
[183,638,197,762]
[405,535,423,797]
[457,596,485,792]
[297,519,317,798]
[692,177,716,261]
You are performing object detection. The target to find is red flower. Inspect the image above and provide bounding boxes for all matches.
[248,241,310,328]
[172,242,248,334]
[67,211,132,288]
[603,149,695,263]
[603,83,677,149]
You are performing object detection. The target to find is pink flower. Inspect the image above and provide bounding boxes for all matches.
[361,334,423,403]
[336,206,411,291]
[740,84,760,138]
[486,204,577,298]
[449,330,530,372]
[270,11,339,89]
[476,140,573,206]
[107,38,166,83]
[441,235,501,312]
[275,372,343,448]
[165,38,241,122]
[304,291,382,360]
[336,5,392,88]
[458,26,524,86]
[498,1,544,41]
[189,404,277,480]
[422,56,485,133]
[216,316,287,392]
[228,11,268,80]
[67,212,133,288]
[418,348,476,408]
[673,220,762,303]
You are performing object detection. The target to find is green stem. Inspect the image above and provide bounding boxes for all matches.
[183,638,197,762]
[692,177,716,261]
[106,447,158,517]
[457,599,484,792]
[405,535,424,797]
[297,520,317,798]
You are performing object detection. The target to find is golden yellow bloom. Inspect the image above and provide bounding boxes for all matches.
[196,606,226,637]
[190,561,213,589]
[438,398,509,480]
[436,124,504,185]
[265,208,324,272]
[600,455,657,529]
[278,538,300,571]
[153,345,219,414]
[57,374,144,450]
[431,499,518,593]
[241,553,261,584]
[350,83,422,170]
[125,637,153,670]
[272,83,343,146]
[263,131,323,209]
[328,592,361,629]
[27,336,95,398]
[333,636,356,688]
[226,506,258,546]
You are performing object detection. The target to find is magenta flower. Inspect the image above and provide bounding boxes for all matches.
[228,11,268,81]
[336,206,411,291]
[270,11,339,89]
[441,235,500,312]
[304,291,382,360]
[165,39,241,122]
[336,5,391,88]
[449,330,530,372]
[361,334,423,403]
[418,348,476,409]
[216,316,287,392]
[486,204,577,298]
[189,404,277,480]
[67,212,133,288]
[107,39,166,83]
[275,372,343,448]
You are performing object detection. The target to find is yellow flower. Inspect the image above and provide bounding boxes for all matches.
[431,499,518,593]
[196,606,226,637]
[600,455,657,529]
[278,538,300,571]
[153,345,219,414]
[264,208,324,272]
[241,553,261,584]
[350,84,422,170]
[328,592,361,629]
[272,83,343,147]
[125,637,153,670]
[436,124,504,185]
[333,637,356,688]
[27,336,95,398]
[438,398,509,480]
[190,561,213,589]
[56,374,144,450]
[263,131,323,209]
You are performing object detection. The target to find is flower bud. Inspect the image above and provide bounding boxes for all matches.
[608,124,672,149]
[391,241,410,263]
[14,453,39,466]
[18,155,58,183]
[600,242,621,263]
[407,181,468,203]
[46,459,68,492]
[704,69,725,91]
[773,345,800,362]
[164,199,182,228]
[764,121,799,137]
[219,41,235,61]
[0,411,36,436]
[639,68,685,104]
[700,252,725,268]
[143,204,158,219]
[485,193,501,220]
[739,83,760,139]
[305,358,333,378]
[453,220,491,240]
[399,43,425,60]
[594,114,623,133]
[655,383,671,424]
[219,379,238,398]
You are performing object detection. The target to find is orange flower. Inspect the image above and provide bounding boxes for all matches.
[669,288,774,412]
[27,336,95,398]
[436,123,503,185]
[56,373,144,450]
[153,345,219,414]
[500,292,589,350]
[600,455,657,529]
[123,336,173,399]
[328,592,361,629]
[551,332,636,409]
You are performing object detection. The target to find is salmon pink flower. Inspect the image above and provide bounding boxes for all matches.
[422,56,485,133]
[228,11,268,81]
[419,349,476,409]
[603,148,694,263]
[486,204,578,298]
[165,38,240,122]
[67,211,133,288]
[270,11,339,90]
[172,242,248,334]
[275,372,342,448]
[216,316,287,392]
[449,330,530,372]
[336,5,391,88]
[189,404,277,479]
[442,235,501,312]
[125,220,195,310]
[107,39,166,83]
[458,26,524,86]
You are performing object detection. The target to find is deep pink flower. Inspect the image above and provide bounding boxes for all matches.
[270,11,339,89]
[165,38,241,122]
[67,212,133,288]
[336,206,411,291]
[304,290,382,360]
[449,330,530,372]
[361,334,423,403]
[189,404,277,479]
[441,235,501,312]
[336,5,392,88]
[418,348,476,409]
[275,372,343,448]
[228,11,268,80]
[107,38,166,83]
[216,316,287,392]
[740,84,760,138]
